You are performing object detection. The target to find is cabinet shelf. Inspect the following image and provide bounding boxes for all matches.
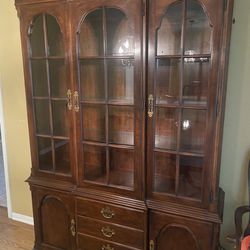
[153,148,204,158]
[78,55,134,60]
[82,140,134,150]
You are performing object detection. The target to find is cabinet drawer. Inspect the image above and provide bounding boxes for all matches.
[76,198,145,230]
[77,216,144,249]
[78,234,141,250]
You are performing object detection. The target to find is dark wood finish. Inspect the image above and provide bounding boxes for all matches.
[77,198,145,230]
[150,211,214,250]
[15,0,234,249]
[77,216,144,249]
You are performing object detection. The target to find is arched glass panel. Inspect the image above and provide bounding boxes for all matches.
[157,3,183,56]
[78,8,135,189]
[29,14,70,175]
[185,0,212,55]
[79,9,103,57]
[106,8,134,56]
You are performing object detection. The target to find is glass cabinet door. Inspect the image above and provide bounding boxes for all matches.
[149,0,213,202]
[29,13,73,176]
[76,2,142,195]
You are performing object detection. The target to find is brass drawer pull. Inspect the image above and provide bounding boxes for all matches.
[148,94,154,118]
[67,89,72,111]
[101,207,115,219]
[101,244,114,250]
[101,226,115,238]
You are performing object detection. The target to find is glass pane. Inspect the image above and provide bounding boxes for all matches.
[185,0,212,55]
[155,108,178,150]
[79,9,103,57]
[80,60,105,101]
[156,59,180,105]
[83,144,106,183]
[30,15,45,57]
[50,60,67,98]
[52,100,69,137]
[157,3,182,55]
[34,100,51,135]
[31,60,48,97]
[109,148,134,188]
[46,14,64,56]
[106,8,134,56]
[154,152,176,194]
[54,139,70,174]
[82,105,106,142]
[179,156,203,199]
[108,59,134,104]
[109,106,134,145]
[37,137,53,171]
[180,109,206,153]
[183,58,209,105]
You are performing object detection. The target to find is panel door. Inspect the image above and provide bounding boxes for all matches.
[31,187,76,250]
[70,0,144,199]
[150,211,216,250]
[147,0,225,207]
[18,3,76,182]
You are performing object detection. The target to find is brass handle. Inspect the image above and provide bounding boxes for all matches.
[101,207,115,219]
[101,244,114,250]
[67,89,72,110]
[74,91,80,112]
[148,94,154,118]
[101,226,115,238]
[150,240,154,250]
[70,219,76,237]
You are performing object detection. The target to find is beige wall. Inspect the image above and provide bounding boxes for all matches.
[0,1,32,216]
[0,0,250,248]
[220,1,250,249]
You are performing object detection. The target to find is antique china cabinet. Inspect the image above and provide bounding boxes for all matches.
[15,0,234,249]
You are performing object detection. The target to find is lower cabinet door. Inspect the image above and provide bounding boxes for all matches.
[31,186,76,250]
[149,211,216,250]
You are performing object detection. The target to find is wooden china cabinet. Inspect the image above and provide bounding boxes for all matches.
[15,0,234,249]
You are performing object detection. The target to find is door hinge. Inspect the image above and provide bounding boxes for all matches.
[210,191,213,203]
[150,240,155,250]
[223,0,228,11]
[142,2,146,16]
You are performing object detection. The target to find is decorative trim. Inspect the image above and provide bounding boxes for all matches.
[12,212,34,225]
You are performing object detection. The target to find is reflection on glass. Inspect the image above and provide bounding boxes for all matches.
[80,60,105,101]
[46,14,64,56]
[52,100,69,137]
[30,15,45,57]
[178,155,203,199]
[82,105,106,142]
[34,100,50,135]
[185,0,212,55]
[109,148,134,188]
[54,139,70,174]
[83,145,106,183]
[157,3,182,55]
[183,59,209,105]
[109,106,134,145]
[50,60,67,97]
[180,109,206,153]
[156,59,180,104]
[108,59,134,104]
[79,9,103,57]
[37,137,53,171]
[155,108,178,150]
[154,152,176,194]
[31,60,48,97]
[106,8,134,55]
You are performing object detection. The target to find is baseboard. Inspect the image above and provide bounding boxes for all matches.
[12,212,34,225]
